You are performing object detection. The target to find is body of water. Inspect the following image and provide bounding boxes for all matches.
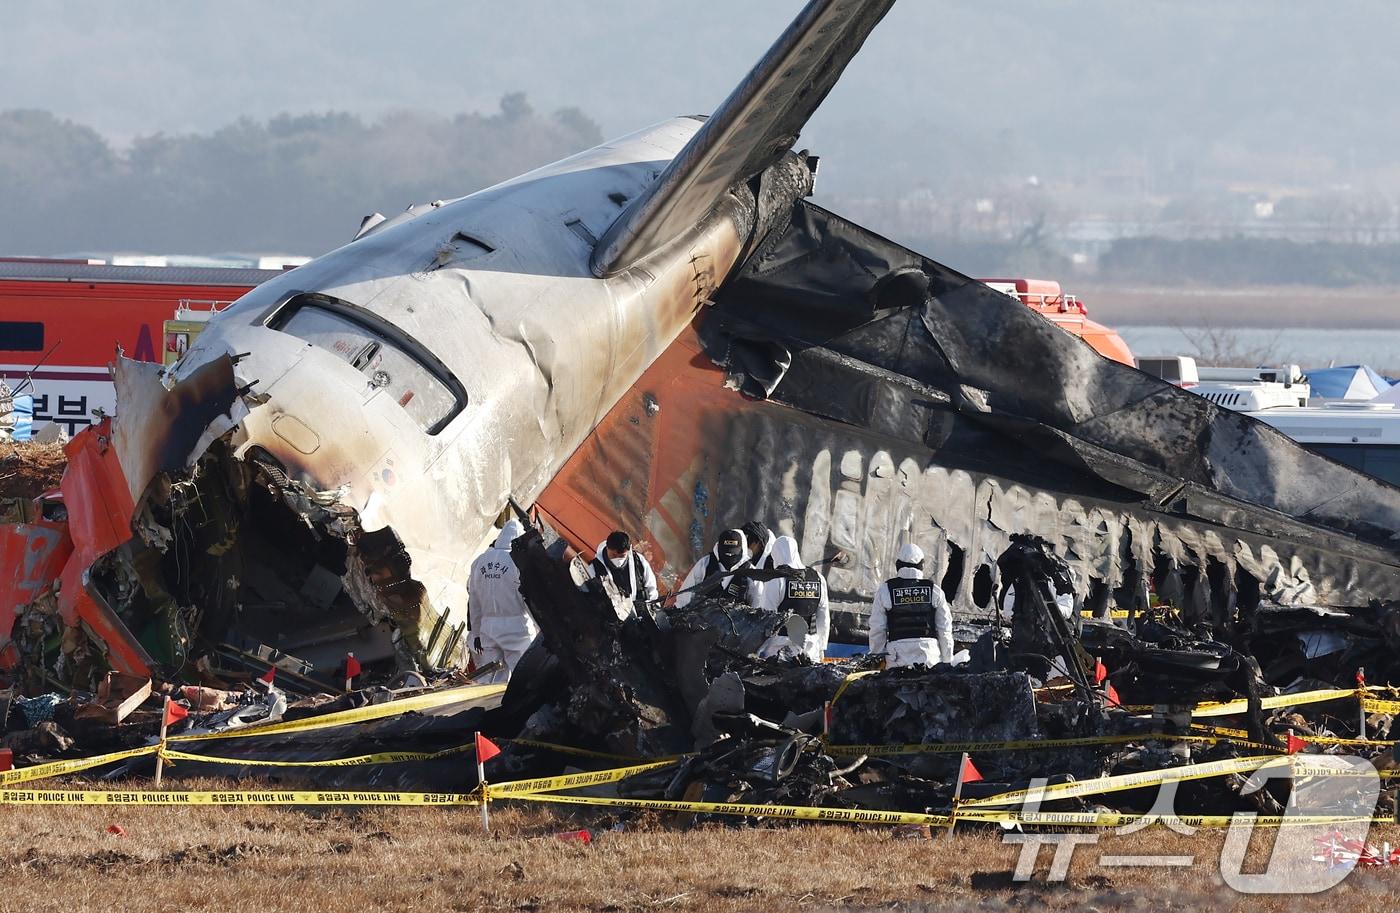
[1118,325,1400,375]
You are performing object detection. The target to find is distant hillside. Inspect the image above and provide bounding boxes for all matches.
[4,1,1399,198]
[0,99,601,255]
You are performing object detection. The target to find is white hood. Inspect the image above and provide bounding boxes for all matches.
[494,519,525,550]
[770,535,803,569]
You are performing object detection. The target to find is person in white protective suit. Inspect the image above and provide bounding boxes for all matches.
[584,530,660,614]
[869,543,955,668]
[757,535,830,662]
[674,528,758,608]
[467,519,537,683]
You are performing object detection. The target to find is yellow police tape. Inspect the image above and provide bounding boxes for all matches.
[4,681,1395,814]
[1362,697,1400,715]
[828,670,877,708]
[3,736,657,788]
[501,790,1386,830]
[0,789,477,806]
[0,745,157,787]
[506,790,955,826]
[3,750,1392,822]
[161,742,478,769]
[487,760,680,797]
[166,683,506,743]
[1187,689,1360,719]
[1190,723,1394,750]
[961,754,1291,809]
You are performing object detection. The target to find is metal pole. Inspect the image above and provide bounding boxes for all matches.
[476,732,490,832]
[1358,667,1367,740]
[154,696,170,787]
[945,752,970,839]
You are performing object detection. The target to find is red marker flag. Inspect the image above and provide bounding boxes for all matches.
[1094,659,1108,685]
[258,667,276,685]
[960,756,983,784]
[0,748,12,772]
[1105,682,1122,707]
[163,701,189,727]
[1286,733,1310,754]
[476,733,502,764]
[345,654,362,679]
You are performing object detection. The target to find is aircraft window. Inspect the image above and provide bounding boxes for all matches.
[272,300,464,434]
[453,232,495,255]
[1,321,44,351]
[566,218,598,245]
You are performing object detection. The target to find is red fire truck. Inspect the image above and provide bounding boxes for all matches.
[0,259,280,435]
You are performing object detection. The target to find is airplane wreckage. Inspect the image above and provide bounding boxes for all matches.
[4,0,1400,821]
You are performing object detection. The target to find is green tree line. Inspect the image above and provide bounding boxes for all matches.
[0,96,602,256]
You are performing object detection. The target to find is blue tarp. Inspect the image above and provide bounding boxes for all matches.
[1305,365,1394,400]
[5,393,33,441]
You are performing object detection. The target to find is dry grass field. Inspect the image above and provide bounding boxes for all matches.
[3,782,1398,913]
[1080,284,1400,329]
[0,441,65,502]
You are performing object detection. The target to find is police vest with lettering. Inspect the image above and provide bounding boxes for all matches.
[779,568,823,625]
[884,577,938,641]
[591,552,647,599]
[703,554,751,600]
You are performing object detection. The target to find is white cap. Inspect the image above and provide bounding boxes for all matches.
[897,543,924,565]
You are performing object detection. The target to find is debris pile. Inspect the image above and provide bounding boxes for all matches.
[2,469,1399,830]
[461,521,1399,824]
[2,430,1399,829]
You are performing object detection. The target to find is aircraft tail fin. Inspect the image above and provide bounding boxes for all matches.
[590,0,894,277]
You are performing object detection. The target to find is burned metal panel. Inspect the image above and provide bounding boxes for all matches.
[717,201,1400,550]
[0,519,71,672]
[109,356,242,505]
[541,259,1400,641]
[55,417,155,678]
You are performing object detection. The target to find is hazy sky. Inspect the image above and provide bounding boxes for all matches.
[4,2,1399,194]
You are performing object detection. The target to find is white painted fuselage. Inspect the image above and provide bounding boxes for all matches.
[170,118,746,651]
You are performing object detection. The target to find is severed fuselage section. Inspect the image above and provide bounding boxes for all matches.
[1,118,815,689]
[540,202,1400,644]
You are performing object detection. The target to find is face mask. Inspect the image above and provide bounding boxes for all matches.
[609,554,628,568]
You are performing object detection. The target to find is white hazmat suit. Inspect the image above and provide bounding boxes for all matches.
[869,544,955,668]
[758,536,830,662]
[585,539,660,612]
[675,529,759,608]
[467,520,537,683]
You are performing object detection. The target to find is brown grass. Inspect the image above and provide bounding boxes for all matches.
[1078,284,1400,329]
[3,780,1399,913]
